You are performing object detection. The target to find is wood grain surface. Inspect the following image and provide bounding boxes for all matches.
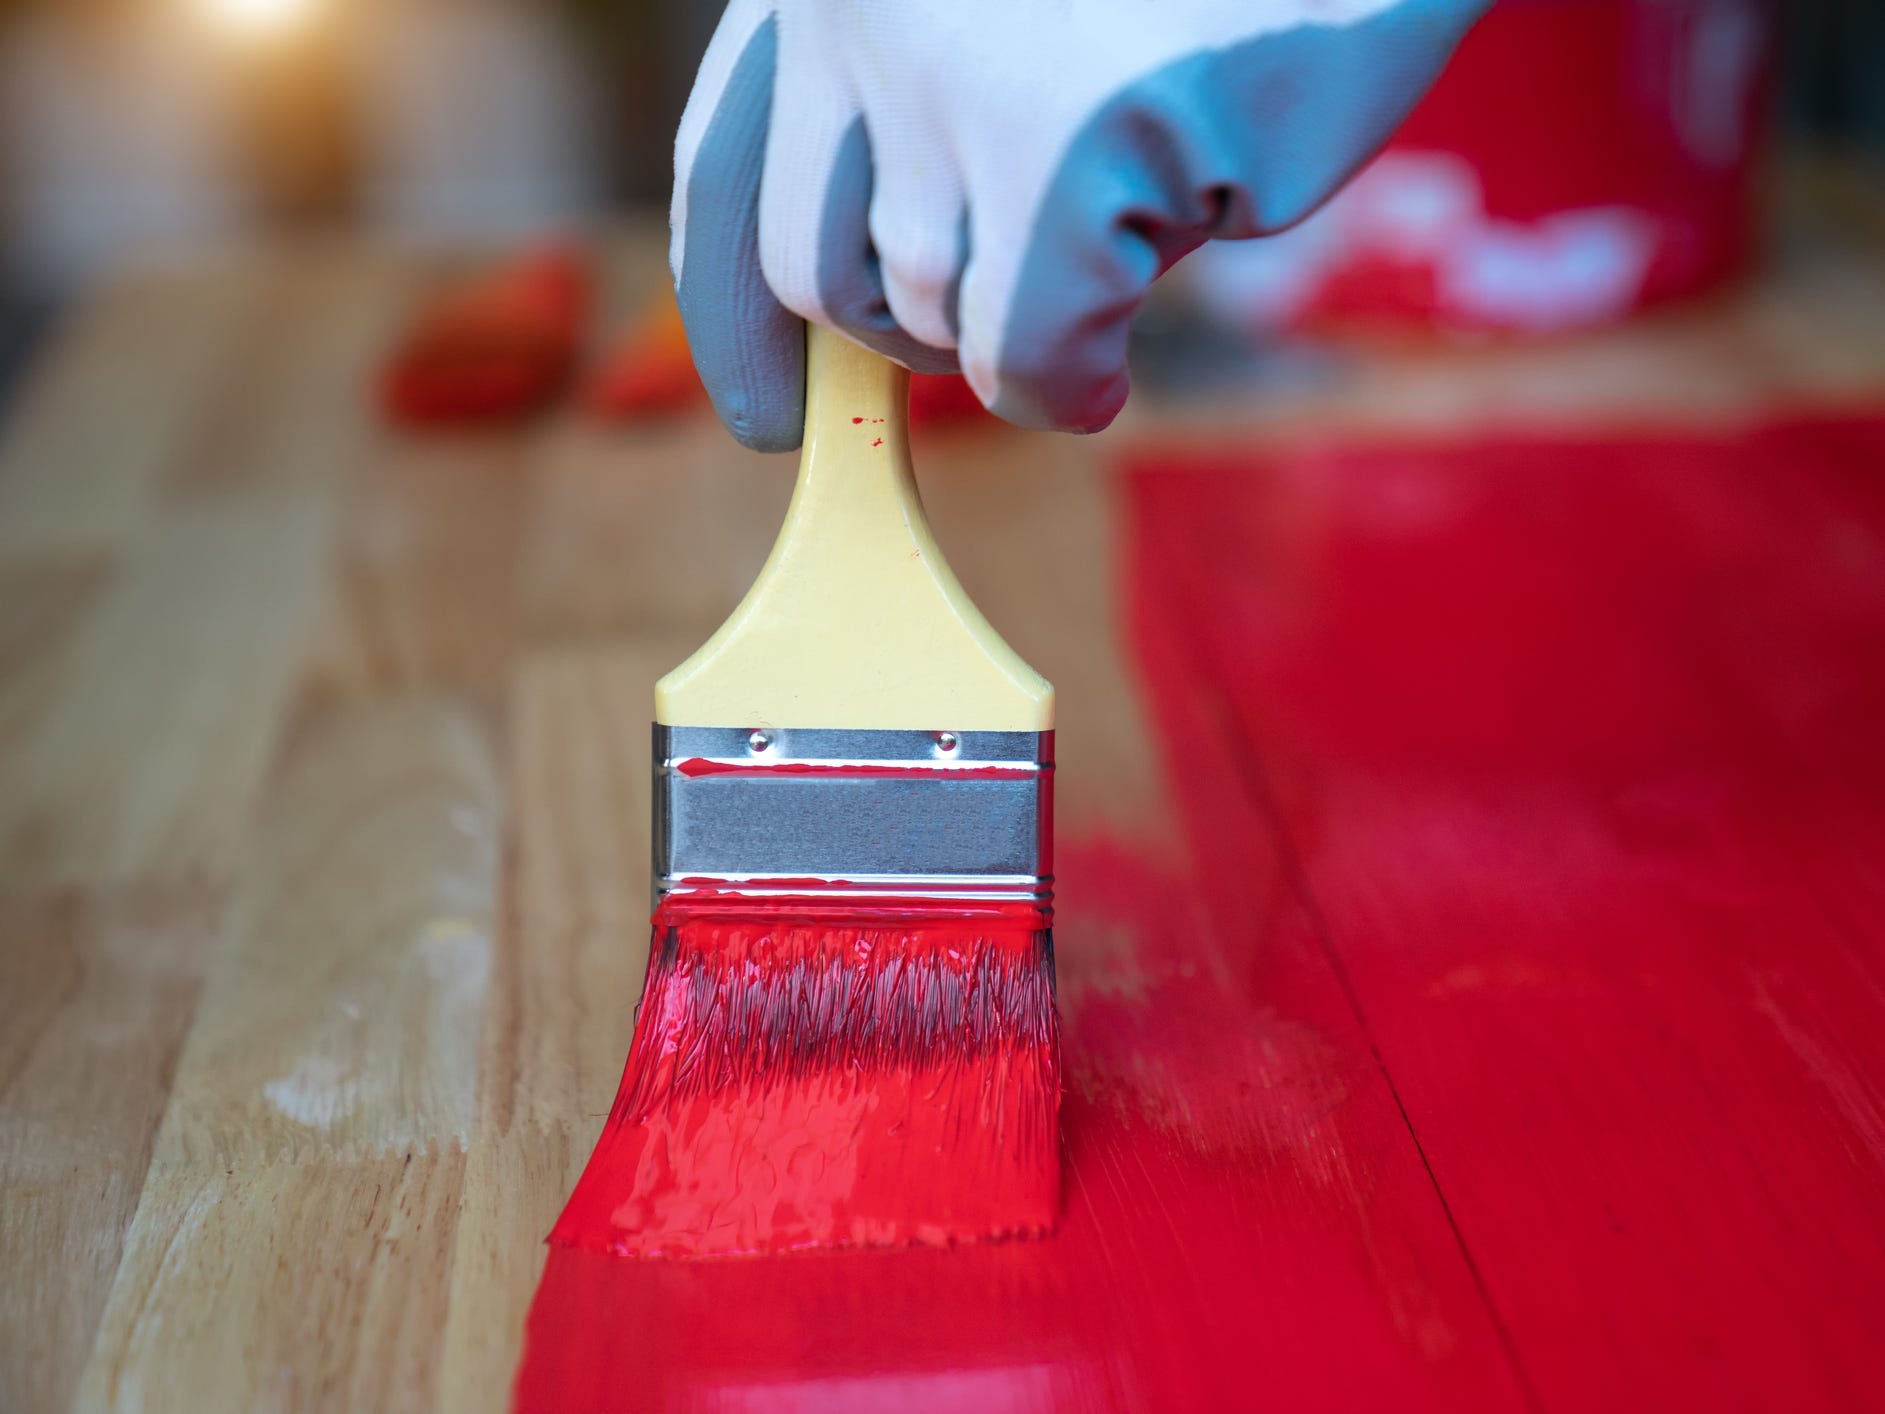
[3,167,1885,1413]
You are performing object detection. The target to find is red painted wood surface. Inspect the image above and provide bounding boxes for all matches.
[517,413,1885,1412]
[1132,413,1885,1410]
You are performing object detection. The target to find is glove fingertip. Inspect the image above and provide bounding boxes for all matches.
[723,393,806,454]
[987,377,1128,436]
[977,331,1131,434]
[679,282,805,453]
[671,12,807,454]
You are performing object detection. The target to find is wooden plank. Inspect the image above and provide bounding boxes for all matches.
[0,887,220,1414]
[439,352,797,1405]
[314,428,532,697]
[0,557,108,760]
[77,695,503,1410]
[1127,415,1885,1410]
[435,642,687,1414]
[78,1151,467,1413]
[163,243,415,503]
[0,247,403,890]
[516,418,787,648]
[0,490,332,888]
[1737,245,1885,403]
[146,698,501,1165]
[0,266,260,560]
[0,249,413,1411]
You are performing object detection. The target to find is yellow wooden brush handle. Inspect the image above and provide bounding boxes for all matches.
[655,327,1053,731]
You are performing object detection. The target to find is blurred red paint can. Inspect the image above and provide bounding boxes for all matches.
[1194,0,1775,335]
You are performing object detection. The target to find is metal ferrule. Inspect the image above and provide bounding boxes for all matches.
[653,725,1054,905]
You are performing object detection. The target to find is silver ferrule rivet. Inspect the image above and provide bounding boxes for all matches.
[935,731,959,753]
[747,730,772,754]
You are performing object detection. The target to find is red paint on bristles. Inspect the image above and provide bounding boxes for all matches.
[550,894,1060,1258]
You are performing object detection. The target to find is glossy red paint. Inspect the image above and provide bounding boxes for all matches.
[1128,413,1885,1410]
[519,414,1885,1411]
[549,895,1059,1258]
[519,830,1526,1411]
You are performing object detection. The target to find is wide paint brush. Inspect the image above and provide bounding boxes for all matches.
[551,326,1059,1257]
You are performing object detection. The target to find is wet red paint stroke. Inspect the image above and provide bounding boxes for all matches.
[519,679,1530,1405]
[1126,413,1885,1411]
[550,896,1059,1258]
[518,833,1527,1412]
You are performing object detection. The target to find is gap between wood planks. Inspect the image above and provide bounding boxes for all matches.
[1201,675,1549,1414]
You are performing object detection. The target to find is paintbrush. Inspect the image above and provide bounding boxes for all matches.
[551,326,1059,1257]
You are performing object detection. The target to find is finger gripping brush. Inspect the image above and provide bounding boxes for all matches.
[551,327,1058,1258]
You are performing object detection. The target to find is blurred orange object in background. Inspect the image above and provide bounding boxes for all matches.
[585,281,702,421]
[378,244,589,426]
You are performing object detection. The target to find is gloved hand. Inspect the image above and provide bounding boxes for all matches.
[674,0,1488,452]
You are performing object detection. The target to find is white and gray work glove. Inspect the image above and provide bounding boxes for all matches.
[673,0,1489,451]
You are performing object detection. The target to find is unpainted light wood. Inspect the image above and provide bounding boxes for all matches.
[0,888,221,1414]
[78,1151,467,1413]
[0,492,333,888]
[76,697,502,1409]
[0,266,261,559]
[163,246,415,504]
[516,417,788,648]
[0,245,396,890]
[145,698,502,1167]
[0,559,108,766]
[437,643,685,1414]
[319,431,531,697]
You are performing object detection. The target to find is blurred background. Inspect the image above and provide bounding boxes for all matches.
[5,11,1885,1406]
[0,0,1880,415]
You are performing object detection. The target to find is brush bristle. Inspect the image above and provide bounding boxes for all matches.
[551,897,1061,1258]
